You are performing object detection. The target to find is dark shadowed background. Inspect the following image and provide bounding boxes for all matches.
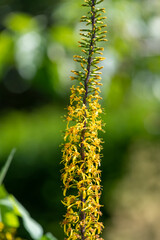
[0,0,160,239]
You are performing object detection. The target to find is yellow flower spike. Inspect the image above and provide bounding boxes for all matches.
[61,0,106,239]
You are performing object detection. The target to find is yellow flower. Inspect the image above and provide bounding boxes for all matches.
[6,232,12,240]
[0,224,24,240]
[61,0,106,239]
[0,222,4,232]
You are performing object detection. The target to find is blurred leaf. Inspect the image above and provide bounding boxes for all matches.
[0,197,13,210]
[41,232,57,240]
[0,185,8,199]
[0,196,20,228]
[0,148,16,185]
[0,187,58,239]
[3,211,19,228]
[0,185,43,238]
[10,196,43,239]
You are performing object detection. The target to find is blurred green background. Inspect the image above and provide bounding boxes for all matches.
[0,0,160,239]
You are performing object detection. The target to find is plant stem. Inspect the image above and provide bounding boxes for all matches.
[80,1,96,239]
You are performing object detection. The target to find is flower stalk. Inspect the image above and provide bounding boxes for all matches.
[61,0,107,239]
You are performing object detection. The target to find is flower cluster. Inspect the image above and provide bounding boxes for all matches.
[0,222,22,240]
[61,0,107,239]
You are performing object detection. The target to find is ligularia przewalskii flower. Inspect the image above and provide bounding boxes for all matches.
[61,0,107,239]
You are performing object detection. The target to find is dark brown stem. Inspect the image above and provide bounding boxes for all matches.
[80,1,96,239]
[83,1,96,105]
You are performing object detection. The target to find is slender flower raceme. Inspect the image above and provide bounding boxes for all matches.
[61,0,107,239]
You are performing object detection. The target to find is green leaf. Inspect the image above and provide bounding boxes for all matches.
[0,196,20,228]
[0,197,13,210]
[0,193,44,236]
[10,196,43,239]
[0,148,16,185]
[41,232,57,240]
[3,211,19,228]
[0,185,8,199]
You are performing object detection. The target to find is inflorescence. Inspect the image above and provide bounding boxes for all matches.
[61,0,107,239]
[0,222,22,240]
